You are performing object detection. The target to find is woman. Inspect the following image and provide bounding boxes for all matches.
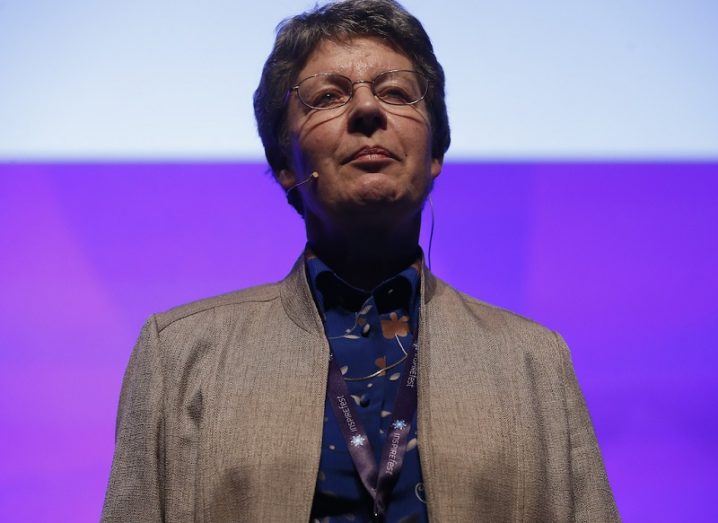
[102,1,619,521]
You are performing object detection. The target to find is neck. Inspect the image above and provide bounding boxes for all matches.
[306,213,421,291]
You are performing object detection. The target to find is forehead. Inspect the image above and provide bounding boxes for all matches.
[297,36,414,80]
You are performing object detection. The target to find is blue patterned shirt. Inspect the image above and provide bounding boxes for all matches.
[306,252,428,522]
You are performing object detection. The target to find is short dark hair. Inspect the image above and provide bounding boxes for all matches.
[253,0,450,210]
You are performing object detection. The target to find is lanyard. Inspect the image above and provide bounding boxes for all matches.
[326,340,419,519]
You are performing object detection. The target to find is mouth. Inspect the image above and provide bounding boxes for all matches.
[342,146,398,166]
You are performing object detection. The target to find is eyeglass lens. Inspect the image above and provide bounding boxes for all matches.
[298,71,427,109]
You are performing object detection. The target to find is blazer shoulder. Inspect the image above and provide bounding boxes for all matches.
[153,281,281,333]
[433,278,561,351]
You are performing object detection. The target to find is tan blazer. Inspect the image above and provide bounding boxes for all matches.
[102,257,619,522]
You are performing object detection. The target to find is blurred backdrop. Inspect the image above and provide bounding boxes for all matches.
[1,1,717,521]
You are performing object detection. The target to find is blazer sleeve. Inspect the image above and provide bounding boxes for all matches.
[554,331,621,522]
[102,316,165,522]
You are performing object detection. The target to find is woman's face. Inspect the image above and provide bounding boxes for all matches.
[281,37,442,227]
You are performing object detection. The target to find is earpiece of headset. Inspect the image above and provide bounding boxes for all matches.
[285,171,319,195]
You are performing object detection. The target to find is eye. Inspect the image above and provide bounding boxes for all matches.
[373,71,426,105]
[377,85,414,104]
[308,86,348,108]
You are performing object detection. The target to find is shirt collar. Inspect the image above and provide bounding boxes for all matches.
[304,247,422,318]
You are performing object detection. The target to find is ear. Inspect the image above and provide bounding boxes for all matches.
[430,156,443,179]
[277,168,297,192]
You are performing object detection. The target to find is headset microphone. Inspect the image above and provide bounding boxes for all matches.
[285,171,319,195]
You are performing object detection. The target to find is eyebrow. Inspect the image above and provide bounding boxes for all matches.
[299,65,413,79]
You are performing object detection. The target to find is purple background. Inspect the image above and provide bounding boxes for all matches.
[1,162,716,521]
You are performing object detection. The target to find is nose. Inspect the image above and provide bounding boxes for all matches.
[347,82,387,136]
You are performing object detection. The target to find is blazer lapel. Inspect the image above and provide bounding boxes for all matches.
[257,257,328,521]
[417,272,520,521]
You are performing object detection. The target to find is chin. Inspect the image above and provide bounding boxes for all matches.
[352,189,401,209]
[352,173,400,202]
[328,192,420,231]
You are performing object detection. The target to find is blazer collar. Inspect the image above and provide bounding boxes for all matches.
[280,252,438,335]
